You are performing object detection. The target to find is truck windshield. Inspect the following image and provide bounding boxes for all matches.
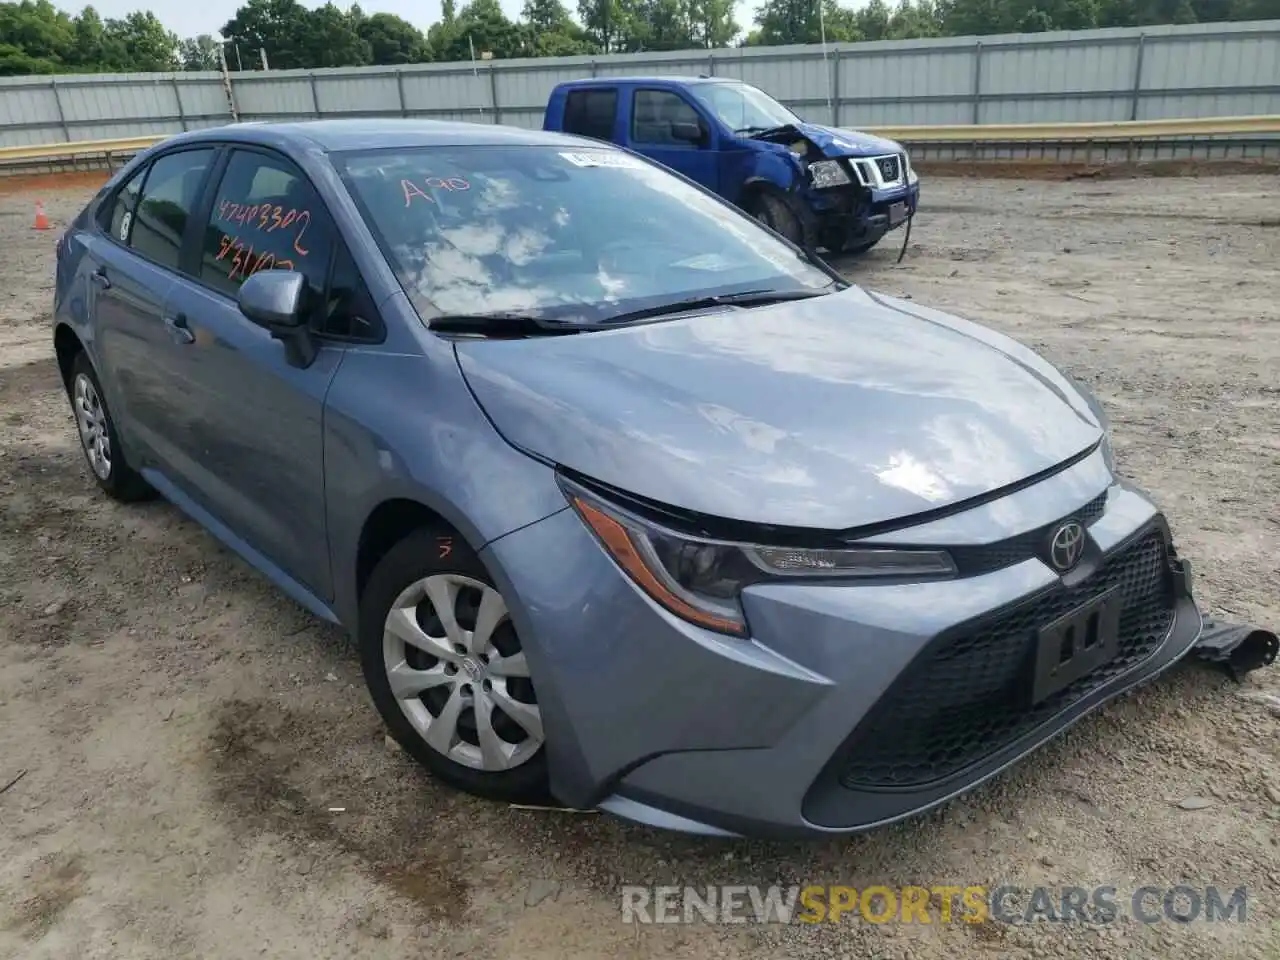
[334,145,834,326]
[689,82,802,135]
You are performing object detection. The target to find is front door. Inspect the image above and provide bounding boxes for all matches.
[159,146,346,601]
[629,88,719,194]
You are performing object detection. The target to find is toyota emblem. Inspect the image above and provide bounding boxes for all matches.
[1048,520,1086,572]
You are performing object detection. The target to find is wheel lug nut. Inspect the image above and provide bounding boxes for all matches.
[444,663,456,676]
[482,679,492,692]
[453,644,466,655]
[460,683,472,696]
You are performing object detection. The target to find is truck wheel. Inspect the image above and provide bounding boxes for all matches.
[748,192,803,246]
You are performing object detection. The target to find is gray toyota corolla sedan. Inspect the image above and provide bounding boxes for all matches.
[52,119,1200,838]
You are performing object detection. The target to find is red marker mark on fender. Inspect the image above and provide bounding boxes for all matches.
[437,536,454,560]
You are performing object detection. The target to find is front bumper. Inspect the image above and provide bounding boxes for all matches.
[480,472,1201,840]
[801,181,920,242]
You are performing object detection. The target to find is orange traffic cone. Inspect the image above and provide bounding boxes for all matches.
[33,201,50,231]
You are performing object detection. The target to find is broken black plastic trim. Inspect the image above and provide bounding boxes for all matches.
[1191,615,1279,682]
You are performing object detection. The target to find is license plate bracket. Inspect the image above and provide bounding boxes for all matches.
[1031,587,1124,704]
[888,202,908,227]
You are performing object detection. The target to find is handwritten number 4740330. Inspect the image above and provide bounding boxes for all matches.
[216,200,311,257]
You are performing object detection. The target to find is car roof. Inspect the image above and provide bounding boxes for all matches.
[155,118,607,153]
[553,75,738,89]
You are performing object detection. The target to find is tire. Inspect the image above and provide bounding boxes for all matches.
[67,351,154,502]
[822,230,882,257]
[358,527,550,804]
[748,190,804,246]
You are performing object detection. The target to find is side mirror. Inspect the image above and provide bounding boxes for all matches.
[238,270,317,368]
[671,120,706,145]
[239,270,305,330]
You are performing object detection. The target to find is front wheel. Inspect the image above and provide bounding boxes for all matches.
[359,527,550,804]
[747,191,804,246]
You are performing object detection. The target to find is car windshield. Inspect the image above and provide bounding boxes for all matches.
[688,82,802,134]
[334,144,834,325]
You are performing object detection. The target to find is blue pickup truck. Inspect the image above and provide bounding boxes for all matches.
[543,75,920,256]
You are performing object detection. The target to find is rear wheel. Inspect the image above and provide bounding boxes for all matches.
[747,191,804,246]
[68,352,153,502]
[359,527,550,804]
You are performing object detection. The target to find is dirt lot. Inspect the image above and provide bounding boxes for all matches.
[1,172,1277,960]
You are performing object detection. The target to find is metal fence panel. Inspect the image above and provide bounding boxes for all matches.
[2,20,1279,149]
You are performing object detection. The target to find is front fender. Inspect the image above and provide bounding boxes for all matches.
[728,144,802,208]
[321,304,570,629]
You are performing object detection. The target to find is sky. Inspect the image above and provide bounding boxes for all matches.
[72,0,763,42]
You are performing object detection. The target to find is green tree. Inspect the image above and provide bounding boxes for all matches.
[358,12,431,63]
[690,0,737,46]
[180,33,221,70]
[752,0,861,44]
[520,0,596,54]
[578,0,634,52]
[101,12,179,71]
[0,0,74,63]
[221,0,312,69]
[440,0,522,59]
[69,5,105,66]
[299,3,370,67]
[0,41,58,74]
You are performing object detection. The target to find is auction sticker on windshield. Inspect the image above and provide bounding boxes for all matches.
[559,152,645,169]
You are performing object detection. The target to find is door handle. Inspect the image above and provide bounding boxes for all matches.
[164,312,196,345]
[90,267,111,290]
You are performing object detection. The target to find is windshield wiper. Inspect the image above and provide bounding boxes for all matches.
[602,288,828,326]
[427,313,606,337]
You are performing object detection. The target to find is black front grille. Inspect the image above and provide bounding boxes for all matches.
[838,527,1176,790]
[876,156,901,181]
[948,491,1109,577]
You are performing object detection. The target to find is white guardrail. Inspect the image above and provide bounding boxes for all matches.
[1,116,1279,167]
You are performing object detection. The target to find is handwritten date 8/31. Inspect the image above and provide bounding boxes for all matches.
[216,234,295,282]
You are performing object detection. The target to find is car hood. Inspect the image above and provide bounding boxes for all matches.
[454,286,1103,531]
[754,122,904,159]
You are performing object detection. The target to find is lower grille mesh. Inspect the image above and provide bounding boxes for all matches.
[838,529,1176,790]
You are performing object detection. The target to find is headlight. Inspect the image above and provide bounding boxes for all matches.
[808,159,850,189]
[905,152,919,185]
[561,478,956,637]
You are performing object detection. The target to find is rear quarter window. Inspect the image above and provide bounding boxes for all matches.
[562,88,618,141]
[98,167,145,243]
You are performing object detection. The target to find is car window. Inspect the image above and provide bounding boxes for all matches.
[320,243,381,341]
[128,149,215,270]
[198,149,335,313]
[562,89,618,141]
[335,145,833,325]
[632,90,701,146]
[99,166,145,243]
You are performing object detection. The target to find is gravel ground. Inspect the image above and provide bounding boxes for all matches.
[0,173,1277,960]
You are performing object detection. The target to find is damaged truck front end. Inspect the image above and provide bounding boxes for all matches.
[742,121,920,257]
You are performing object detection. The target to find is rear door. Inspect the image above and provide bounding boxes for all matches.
[87,147,219,465]
[158,146,380,601]
[629,87,719,193]
[560,86,621,144]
